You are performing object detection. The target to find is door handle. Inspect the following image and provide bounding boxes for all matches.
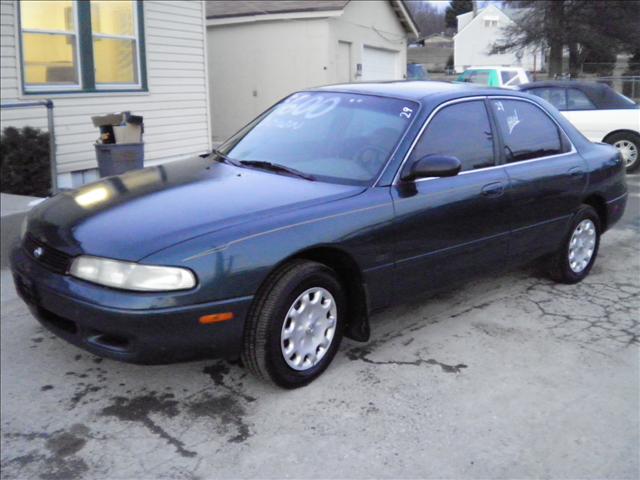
[481,182,504,197]
[569,167,585,177]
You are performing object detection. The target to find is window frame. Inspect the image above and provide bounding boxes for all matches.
[17,0,147,95]
[18,1,83,92]
[391,96,576,185]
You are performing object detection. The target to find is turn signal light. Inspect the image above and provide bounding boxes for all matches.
[199,312,234,324]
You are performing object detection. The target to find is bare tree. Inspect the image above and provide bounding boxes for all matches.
[405,1,447,37]
[491,0,640,76]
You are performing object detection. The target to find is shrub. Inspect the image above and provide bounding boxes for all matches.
[0,126,51,197]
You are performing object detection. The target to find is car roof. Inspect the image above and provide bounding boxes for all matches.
[313,80,529,103]
[519,80,638,109]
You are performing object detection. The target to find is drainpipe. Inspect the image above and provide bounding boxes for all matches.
[45,100,58,194]
[472,1,478,17]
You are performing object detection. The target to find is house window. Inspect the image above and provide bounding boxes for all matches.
[18,0,146,93]
[484,19,498,27]
[20,1,80,89]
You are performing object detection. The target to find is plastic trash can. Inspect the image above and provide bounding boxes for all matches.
[95,143,144,177]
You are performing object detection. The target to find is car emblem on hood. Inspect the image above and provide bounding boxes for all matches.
[33,247,44,258]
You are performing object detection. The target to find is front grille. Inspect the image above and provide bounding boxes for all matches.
[23,234,72,274]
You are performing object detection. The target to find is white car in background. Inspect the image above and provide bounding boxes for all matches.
[520,81,640,172]
[456,66,531,89]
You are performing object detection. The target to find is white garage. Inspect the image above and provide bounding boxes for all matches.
[362,46,400,81]
[206,0,418,140]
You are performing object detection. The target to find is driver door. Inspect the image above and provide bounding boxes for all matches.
[390,99,511,300]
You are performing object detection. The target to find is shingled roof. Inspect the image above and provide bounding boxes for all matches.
[205,1,418,36]
[205,1,349,19]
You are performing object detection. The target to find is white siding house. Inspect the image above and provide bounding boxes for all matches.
[453,4,544,73]
[206,0,418,141]
[0,0,211,189]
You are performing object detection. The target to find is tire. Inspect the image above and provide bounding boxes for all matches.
[241,260,345,388]
[605,132,640,173]
[548,205,601,284]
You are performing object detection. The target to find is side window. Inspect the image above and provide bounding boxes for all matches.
[528,88,567,110]
[490,99,569,162]
[567,89,596,110]
[409,101,495,172]
[500,71,517,85]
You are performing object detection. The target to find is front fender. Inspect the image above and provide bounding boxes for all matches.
[142,188,395,306]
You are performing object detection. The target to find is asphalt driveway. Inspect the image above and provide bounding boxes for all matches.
[2,175,639,479]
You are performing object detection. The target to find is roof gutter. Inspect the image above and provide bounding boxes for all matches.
[392,0,420,38]
[206,9,343,27]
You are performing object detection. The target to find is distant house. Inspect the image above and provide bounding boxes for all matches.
[453,4,545,73]
[408,33,453,73]
[206,0,418,140]
[0,0,211,189]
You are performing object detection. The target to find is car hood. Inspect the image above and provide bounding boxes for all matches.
[27,156,365,261]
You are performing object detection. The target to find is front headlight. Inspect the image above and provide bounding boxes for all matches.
[70,256,197,292]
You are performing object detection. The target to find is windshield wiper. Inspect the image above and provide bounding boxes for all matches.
[211,149,241,167]
[240,160,316,181]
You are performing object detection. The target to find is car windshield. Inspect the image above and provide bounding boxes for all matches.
[220,92,418,185]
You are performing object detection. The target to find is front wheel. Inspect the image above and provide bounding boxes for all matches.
[605,132,640,173]
[241,260,345,388]
[548,205,601,284]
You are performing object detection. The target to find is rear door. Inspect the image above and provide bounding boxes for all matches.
[488,97,588,264]
[391,98,511,298]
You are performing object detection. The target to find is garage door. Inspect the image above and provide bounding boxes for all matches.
[362,46,399,81]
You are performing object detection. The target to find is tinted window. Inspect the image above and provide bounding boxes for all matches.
[567,88,596,110]
[490,99,568,162]
[409,101,495,172]
[224,92,417,185]
[528,87,567,110]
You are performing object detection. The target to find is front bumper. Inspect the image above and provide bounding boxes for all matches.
[10,245,253,364]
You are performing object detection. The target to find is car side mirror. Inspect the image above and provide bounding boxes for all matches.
[402,155,462,181]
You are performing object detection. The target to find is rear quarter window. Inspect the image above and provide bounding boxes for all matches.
[527,87,567,110]
[567,88,596,110]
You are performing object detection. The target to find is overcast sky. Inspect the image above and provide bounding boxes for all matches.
[426,0,504,10]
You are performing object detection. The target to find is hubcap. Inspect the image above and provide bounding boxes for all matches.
[281,287,337,371]
[613,139,638,167]
[568,219,596,273]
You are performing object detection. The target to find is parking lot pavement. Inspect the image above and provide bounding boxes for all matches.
[2,177,639,480]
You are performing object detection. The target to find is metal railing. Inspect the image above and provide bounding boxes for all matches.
[0,99,57,194]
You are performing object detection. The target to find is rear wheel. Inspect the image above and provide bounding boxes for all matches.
[548,205,601,284]
[605,132,640,173]
[241,260,345,388]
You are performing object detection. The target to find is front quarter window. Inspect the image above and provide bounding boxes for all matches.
[223,92,418,185]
